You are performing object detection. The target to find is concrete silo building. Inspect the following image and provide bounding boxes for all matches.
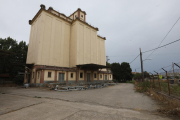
[24,4,112,85]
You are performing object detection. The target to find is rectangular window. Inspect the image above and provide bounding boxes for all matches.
[71,73,73,78]
[48,72,51,78]
[110,75,111,78]
[80,72,83,78]
[100,75,102,78]
[94,73,96,78]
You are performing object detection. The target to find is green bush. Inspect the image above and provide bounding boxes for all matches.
[137,81,151,92]
[112,79,117,83]
[13,75,24,85]
[126,80,135,84]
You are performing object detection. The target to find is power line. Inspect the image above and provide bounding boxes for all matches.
[129,16,180,64]
[142,38,180,53]
[162,64,172,69]
[130,39,180,64]
[158,17,180,47]
[168,66,173,72]
[110,52,180,58]
[130,38,180,64]
[129,38,180,64]
[144,17,180,60]
[149,62,180,74]
[109,55,138,57]
[130,54,139,64]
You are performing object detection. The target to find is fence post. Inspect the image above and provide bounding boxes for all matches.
[154,71,161,91]
[153,75,155,88]
[166,71,170,96]
[149,76,152,87]
[162,68,170,96]
[157,73,161,91]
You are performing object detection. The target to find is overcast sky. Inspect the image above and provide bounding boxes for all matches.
[0,0,180,73]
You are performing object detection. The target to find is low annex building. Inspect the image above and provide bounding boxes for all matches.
[24,4,113,85]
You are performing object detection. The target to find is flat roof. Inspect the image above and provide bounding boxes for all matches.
[76,64,110,69]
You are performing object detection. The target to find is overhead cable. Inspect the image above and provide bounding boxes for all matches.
[130,54,140,64]
[144,17,180,60]
[142,39,180,53]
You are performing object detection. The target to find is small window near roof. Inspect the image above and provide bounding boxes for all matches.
[81,15,83,17]
[48,72,51,78]
[71,73,73,78]
[80,72,83,78]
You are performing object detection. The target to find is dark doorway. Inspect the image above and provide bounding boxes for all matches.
[87,73,91,82]
[58,73,65,82]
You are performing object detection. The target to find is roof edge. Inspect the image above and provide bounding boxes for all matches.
[47,7,72,19]
[97,35,106,40]
[69,8,86,17]
[29,8,72,25]
[72,17,99,31]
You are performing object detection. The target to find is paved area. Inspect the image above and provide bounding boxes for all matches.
[0,83,173,120]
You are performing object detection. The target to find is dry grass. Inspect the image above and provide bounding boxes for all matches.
[151,79,180,96]
[147,88,180,116]
[135,81,180,116]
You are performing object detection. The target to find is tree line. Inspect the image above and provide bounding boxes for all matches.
[133,71,150,80]
[107,62,133,82]
[0,37,28,84]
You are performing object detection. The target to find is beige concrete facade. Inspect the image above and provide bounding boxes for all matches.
[36,71,41,83]
[27,7,105,67]
[27,11,70,67]
[99,74,103,80]
[44,70,55,81]
[25,5,112,84]
[70,21,106,67]
[68,72,76,81]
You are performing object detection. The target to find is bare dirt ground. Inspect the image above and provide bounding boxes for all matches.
[0,83,174,120]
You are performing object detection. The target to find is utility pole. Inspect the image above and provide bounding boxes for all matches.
[106,56,110,73]
[173,62,175,80]
[106,56,110,63]
[140,48,144,82]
